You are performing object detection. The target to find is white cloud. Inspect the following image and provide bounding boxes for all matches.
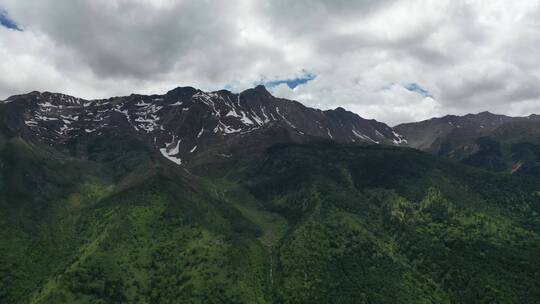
[1,0,540,125]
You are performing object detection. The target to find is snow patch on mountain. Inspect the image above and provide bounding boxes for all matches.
[160,138,182,165]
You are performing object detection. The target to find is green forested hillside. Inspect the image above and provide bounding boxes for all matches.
[1,130,540,303]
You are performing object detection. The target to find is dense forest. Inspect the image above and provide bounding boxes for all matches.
[1,131,539,303]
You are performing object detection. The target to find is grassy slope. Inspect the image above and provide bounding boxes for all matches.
[1,129,540,303]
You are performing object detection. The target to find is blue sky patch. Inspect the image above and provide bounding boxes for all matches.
[0,9,22,31]
[404,83,432,98]
[263,71,316,89]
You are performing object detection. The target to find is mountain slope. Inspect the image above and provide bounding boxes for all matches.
[1,127,540,303]
[2,85,405,167]
[243,143,540,303]
[2,88,540,303]
[395,112,540,175]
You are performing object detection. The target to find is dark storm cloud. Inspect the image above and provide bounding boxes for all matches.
[7,0,248,78]
[260,0,397,35]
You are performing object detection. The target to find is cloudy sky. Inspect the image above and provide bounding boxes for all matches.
[1,0,540,125]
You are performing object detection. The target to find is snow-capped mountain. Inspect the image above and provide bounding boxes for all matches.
[1,85,406,165]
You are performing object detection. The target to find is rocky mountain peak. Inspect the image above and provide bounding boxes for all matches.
[240,84,273,101]
[0,85,408,166]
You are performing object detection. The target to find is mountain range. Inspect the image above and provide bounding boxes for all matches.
[1,86,540,303]
[1,85,405,167]
[396,111,540,175]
